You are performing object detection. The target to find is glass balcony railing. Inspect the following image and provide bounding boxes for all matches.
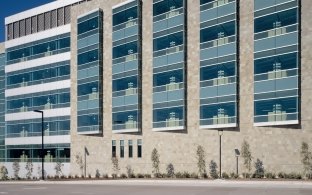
[200,116,236,126]
[254,68,298,82]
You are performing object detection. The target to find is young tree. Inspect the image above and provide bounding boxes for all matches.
[0,165,8,180]
[126,165,134,178]
[241,140,253,174]
[12,161,20,180]
[75,153,84,176]
[54,161,64,177]
[301,142,312,179]
[196,145,206,177]
[111,156,120,176]
[209,160,218,179]
[151,148,160,177]
[25,161,33,179]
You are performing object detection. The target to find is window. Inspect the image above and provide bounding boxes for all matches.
[137,139,142,158]
[128,140,133,158]
[78,17,99,35]
[120,140,124,158]
[112,140,116,157]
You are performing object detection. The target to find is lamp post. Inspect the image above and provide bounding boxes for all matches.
[234,149,240,175]
[34,110,44,180]
[218,130,223,178]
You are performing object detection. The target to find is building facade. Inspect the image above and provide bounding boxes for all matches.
[1,0,312,177]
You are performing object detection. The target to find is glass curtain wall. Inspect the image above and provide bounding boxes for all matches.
[199,0,238,128]
[77,10,103,134]
[152,0,187,130]
[0,53,5,162]
[254,0,300,125]
[112,0,142,133]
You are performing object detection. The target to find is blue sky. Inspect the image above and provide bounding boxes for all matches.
[0,0,54,42]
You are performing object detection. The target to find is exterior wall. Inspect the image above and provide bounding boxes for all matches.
[1,0,311,178]
[69,0,312,177]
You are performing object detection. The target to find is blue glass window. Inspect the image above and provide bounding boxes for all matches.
[255,8,297,33]
[254,53,297,74]
[113,76,138,92]
[200,102,236,119]
[153,0,183,16]
[255,97,297,116]
[200,61,235,81]
[113,6,138,26]
[153,69,183,87]
[200,0,214,5]
[113,42,138,59]
[113,111,138,125]
[153,107,183,122]
[78,49,99,65]
[200,21,235,43]
[153,32,183,51]
[78,17,99,35]
[78,114,99,127]
[78,82,99,96]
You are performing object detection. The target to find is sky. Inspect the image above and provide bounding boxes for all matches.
[0,0,54,42]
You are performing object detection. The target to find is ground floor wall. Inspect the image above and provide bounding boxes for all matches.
[1,162,70,178]
[69,127,311,177]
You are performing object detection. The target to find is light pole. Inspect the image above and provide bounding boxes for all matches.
[234,149,240,175]
[218,130,223,178]
[34,110,44,180]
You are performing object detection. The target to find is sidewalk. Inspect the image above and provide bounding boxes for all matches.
[1,179,312,188]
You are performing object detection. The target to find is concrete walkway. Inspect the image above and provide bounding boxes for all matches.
[1,179,312,188]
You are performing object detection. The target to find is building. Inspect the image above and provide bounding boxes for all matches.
[0,0,311,178]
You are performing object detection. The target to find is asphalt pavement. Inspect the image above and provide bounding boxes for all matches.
[0,179,312,195]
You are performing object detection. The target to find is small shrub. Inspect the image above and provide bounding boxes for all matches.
[112,173,118,179]
[253,159,264,178]
[209,160,218,179]
[278,172,286,179]
[230,172,239,179]
[183,171,191,178]
[60,175,65,179]
[88,174,91,179]
[68,174,72,179]
[74,174,79,179]
[242,172,251,179]
[288,172,302,180]
[265,172,276,179]
[202,173,209,179]
[126,165,134,178]
[190,172,199,179]
[102,174,109,179]
[120,173,127,178]
[95,169,101,178]
[136,173,144,178]
[175,172,183,178]
[166,163,175,178]
[144,174,151,178]
[222,172,229,179]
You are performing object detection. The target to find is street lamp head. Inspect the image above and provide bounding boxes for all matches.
[34,110,43,113]
[235,149,240,157]
[218,129,223,136]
